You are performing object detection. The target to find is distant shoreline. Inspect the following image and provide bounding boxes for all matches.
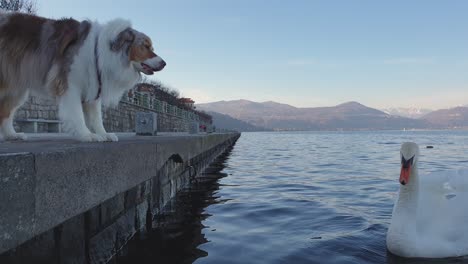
[238,128,468,133]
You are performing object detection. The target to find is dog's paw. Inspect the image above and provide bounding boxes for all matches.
[77,133,106,142]
[4,133,27,141]
[99,133,119,142]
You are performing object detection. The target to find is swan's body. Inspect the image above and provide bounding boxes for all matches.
[387,142,468,258]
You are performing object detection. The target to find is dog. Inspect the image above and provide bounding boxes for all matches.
[0,12,165,142]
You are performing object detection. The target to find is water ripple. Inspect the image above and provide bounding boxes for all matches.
[119,131,468,264]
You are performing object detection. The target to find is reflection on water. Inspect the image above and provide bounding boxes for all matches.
[117,148,233,264]
[119,131,468,264]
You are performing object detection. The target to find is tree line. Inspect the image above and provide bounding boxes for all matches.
[0,0,36,13]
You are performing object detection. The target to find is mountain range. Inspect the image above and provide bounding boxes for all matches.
[197,100,468,131]
[423,107,468,128]
[381,107,433,119]
[206,111,269,132]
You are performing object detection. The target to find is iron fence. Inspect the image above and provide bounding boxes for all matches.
[123,91,201,122]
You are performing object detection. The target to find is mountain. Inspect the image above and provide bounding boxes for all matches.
[198,99,297,120]
[206,111,268,132]
[422,107,468,128]
[197,100,431,131]
[381,107,433,119]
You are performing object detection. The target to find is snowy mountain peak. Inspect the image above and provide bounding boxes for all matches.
[381,107,433,119]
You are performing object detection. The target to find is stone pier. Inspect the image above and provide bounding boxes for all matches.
[0,132,240,263]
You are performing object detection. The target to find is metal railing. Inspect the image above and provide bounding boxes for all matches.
[123,91,201,122]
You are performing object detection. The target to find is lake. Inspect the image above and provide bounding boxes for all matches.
[119,131,468,264]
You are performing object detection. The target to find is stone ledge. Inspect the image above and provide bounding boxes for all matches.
[0,132,240,255]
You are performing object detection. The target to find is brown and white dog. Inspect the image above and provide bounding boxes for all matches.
[0,11,165,142]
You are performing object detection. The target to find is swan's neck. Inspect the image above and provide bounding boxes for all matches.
[387,165,420,255]
[394,165,419,216]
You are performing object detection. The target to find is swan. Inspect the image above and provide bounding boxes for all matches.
[386,142,468,258]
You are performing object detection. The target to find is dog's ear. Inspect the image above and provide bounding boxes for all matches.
[110,28,135,52]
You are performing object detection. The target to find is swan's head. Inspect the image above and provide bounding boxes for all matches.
[399,142,420,185]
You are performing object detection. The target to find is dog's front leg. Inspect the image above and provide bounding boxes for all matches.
[59,89,105,142]
[82,100,118,142]
[0,92,29,141]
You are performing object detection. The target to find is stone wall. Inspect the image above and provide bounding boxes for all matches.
[15,97,59,121]
[14,96,210,133]
[0,133,241,263]
[102,101,190,133]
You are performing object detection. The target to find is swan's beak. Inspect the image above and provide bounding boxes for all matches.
[400,155,414,185]
[400,166,411,185]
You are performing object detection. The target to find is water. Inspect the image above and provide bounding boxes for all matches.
[120,131,468,264]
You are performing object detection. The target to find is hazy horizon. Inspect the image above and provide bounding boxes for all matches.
[38,0,468,109]
[196,98,467,111]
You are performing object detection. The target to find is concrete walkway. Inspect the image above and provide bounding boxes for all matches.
[0,132,215,154]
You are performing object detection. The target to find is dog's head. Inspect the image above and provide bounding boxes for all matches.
[111,27,166,75]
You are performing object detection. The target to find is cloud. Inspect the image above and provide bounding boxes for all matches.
[383,57,436,65]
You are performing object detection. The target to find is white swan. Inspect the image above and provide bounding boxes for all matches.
[387,142,468,258]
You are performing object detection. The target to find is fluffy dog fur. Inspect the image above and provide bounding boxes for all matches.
[0,12,165,142]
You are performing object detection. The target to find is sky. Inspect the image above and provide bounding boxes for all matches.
[38,0,468,109]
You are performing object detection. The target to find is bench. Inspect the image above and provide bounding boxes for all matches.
[15,119,62,133]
